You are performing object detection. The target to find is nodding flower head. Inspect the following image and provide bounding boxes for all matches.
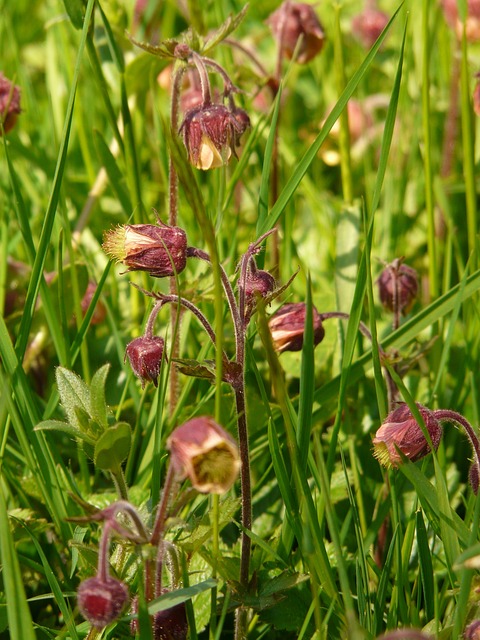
[125,335,166,387]
[103,221,187,278]
[351,7,389,49]
[268,302,325,353]
[179,103,249,170]
[377,258,418,315]
[267,1,325,64]
[0,72,21,135]
[167,416,240,494]
[77,576,129,629]
[372,403,443,469]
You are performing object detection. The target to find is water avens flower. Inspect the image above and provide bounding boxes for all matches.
[103,221,187,278]
[125,335,166,387]
[267,1,325,64]
[179,103,248,170]
[373,403,443,468]
[377,258,418,315]
[351,7,389,49]
[77,576,129,628]
[268,302,325,353]
[167,416,240,494]
[0,72,21,135]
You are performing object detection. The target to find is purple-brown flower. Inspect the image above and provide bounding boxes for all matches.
[103,221,187,278]
[179,103,249,170]
[167,416,240,494]
[77,576,129,628]
[267,1,325,64]
[0,72,21,135]
[377,259,418,315]
[268,302,325,353]
[125,335,166,387]
[351,7,389,49]
[372,403,443,468]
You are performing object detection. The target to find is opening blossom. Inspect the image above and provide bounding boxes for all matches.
[268,302,325,353]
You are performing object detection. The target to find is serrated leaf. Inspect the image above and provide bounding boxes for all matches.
[94,422,131,471]
[34,419,95,445]
[202,5,248,54]
[174,358,217,381]
[56,367,91,429]
[127,33,179,59]
[89,364,110,429]
[259,571,309,597]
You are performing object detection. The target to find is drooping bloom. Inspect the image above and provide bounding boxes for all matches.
[377,259,418,315]
[167,416,240,494]
[0,72,21,135]
[372,403,443,468]
[268,302,325,353]
[267,1,325,64]
[351,7,389,49]
[77,576,129,628]
[179,103,249,170]
[103,221,187,278]
[125,336,166,387]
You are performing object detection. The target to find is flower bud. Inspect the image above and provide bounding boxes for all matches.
[372,403,443,469]
[268,302,325,353]
[351,7,389,49]
[267,2,325,64]
[465,620,480,639]
[377,259,418,315]
[77,576,129,628]
[245,269,276,303]
[167,416,240,494]
[130,592,188,639]
[442,0,480,41]
[125,335,166,387]
[103,221,187,278]
[179,103,247,170]
[81,281,107,325]
[0,72,21,135]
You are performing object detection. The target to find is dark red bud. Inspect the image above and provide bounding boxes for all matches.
[103,221,187,278]
[267,1,325,64]
[77,576,129,628]
[351,8,389,49]
[0,72,21,135]
[268,302,324,353]
[377,259,418,315]
[125,336,166,387]
[373,403,443,468]
[245,269,276,300]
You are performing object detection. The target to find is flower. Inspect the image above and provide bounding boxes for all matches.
[103,221,187,278]
[125,335,166,387]
[81,281,107,326]
[377,258,418,315]
[0,72,21,135]
[244,268,276,321]
[465,620,480,639]
[351,7,389,49]
[77,576,129,628]
[167,416,240,494]
[268,302,325,353]
[267,1,325,64]
[179,103,249,170]
[372,403,443,468]
[442,0,480,41]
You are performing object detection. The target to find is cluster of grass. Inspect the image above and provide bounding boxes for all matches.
[2,0,480,638]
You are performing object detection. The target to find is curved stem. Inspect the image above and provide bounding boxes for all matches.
[433,410,480,470]
[190,51,212,105]
[97,521,114,582]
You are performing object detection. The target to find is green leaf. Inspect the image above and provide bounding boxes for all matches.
[127,33,179,59]
[89,364,110,429]
[55,367,91,430]
[146,580,217,615]
[174,358,217,381]
[94,422,132,471]
[34,419,95,445]
[202,5,248,54]
[61,0,86,29]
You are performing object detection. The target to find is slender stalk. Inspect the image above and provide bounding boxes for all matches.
[150,463,177,546]
[433,410,480,471]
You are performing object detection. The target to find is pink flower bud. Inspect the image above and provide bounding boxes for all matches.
[179,103,248,170]
[0,72,21,135]
[77,576,129,628]
[125,336,166,387]
[267,2,325,64]
[103,221,187,278]
[372,403,443,469]
[377,259,418,315]
[465,620,480,639]
[268,302,325,353]
[167,416,240,494]
[245,269,276,302]
[351,7,389,49]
